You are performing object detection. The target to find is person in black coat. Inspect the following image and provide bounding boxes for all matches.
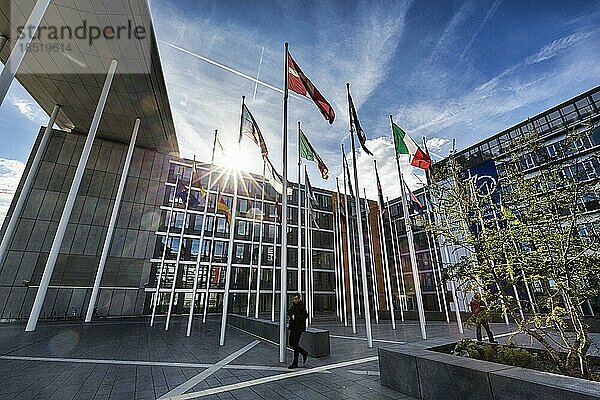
[288,292,309,368]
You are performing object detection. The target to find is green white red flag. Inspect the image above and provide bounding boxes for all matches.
[392,122,431,170]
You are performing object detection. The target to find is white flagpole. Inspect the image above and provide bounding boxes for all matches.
[271,203,278,322]
[246,192,258,317]
[336,179,348,326]
[188,131,221,334]
[304,173,312,325]
[297,122,303,299]
[377,207,396,329]
[280,42,290,363]
[341,145,357,334]
[254,161,267,319]
[333,191,341,319]
[165,157,197,330]
[307,167,316,321]
[363,188,379,324]
[386,198,405,322]
[219,100,243,346]
[346,84,373,347]
[390,116,426,339]
[151,174,180,326]
[202,238,216,323]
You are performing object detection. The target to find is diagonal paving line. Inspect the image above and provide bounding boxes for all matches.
[157,340,260,399]
[165,355,379,400]
[0,355,295,372]
[329,334,406,344]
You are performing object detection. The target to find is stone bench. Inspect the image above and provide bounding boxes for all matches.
[227,314,330,357]
[378,344,600,400]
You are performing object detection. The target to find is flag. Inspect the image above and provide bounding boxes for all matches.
[342,151,354,197]
[406,183,423,212]
[374,163,385,215]
[240,103,269,156]
[348,92,373,156]
[216,137,225,154]
[300,129,329,179]
[336,179,346,222]
[216,189,232,224]
[264,157,293,196]
[175,180,204,209]
[305,169,320,228]
[392,122,431,170]
[287,51,335,124]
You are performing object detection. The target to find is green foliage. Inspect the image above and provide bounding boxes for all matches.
[451,339,539,370]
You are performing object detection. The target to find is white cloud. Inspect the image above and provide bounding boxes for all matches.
[0,158,25,226]
[527,31,596,64]
[10,96,46,122]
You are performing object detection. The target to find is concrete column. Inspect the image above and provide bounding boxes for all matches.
[0,105,60,267]
[85,118,140,322]
[0,0,52,105]
[25,60,118,332]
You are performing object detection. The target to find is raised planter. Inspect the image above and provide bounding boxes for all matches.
[379,344,600,400]
[227,314,330,357]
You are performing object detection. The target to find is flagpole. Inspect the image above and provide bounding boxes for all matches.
[297,121,303,300]
[246,192,258,317]
[306,167,316,322]
[377,205,396,329]
[151,173,179,327]
[386,198,405,322]
[333,190,341,319]
[363,188,379,324]
[336,178,348,326]
[346,83,373,348]
[390,115,426,339]
[341,145,357,334]
[303,171,312,325]
[254,161,267,319]
[187,130,218,336]
[219,99,243,346]
[279,42,290,363]
[271,202,278,322]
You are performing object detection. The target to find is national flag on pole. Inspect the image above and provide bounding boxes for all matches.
[342,151,354,197]
[264,157,293,196]
[348,92,373,156]
[175,180,204,209]
[392,122,431,170]
[216,189,232,224]
[374,162,385,215]
[300,129,328,180]
[406,183,423,212]
[240,103,269,156]
[287,51,335,124]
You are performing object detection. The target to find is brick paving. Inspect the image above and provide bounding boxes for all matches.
[0,315,520,399]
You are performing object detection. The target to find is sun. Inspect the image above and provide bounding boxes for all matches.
[216,145,254,173]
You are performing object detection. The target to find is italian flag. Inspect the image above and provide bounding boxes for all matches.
[392,122,431,170]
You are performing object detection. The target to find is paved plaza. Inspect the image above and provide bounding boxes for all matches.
[0,315,524,400]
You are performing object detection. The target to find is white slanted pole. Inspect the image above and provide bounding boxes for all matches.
[219,102,242,346]
[346,83,372,348]
[336,179,348,326]
[165,157,196,330]
[279,42,290,363]
[187,130,218,336]
[26,60,117,332]
[363,188,379,324]
[254,162,267,319]
[342,145,357,334]
[0,0,52,105]
[377,208,396,329]
[86,117,139,322]
[152,174,179,326]
[297,121,303,299]
[0,104,59,267]
[246,193,258,317]
[392,116,426,340]
[386,199,405,322]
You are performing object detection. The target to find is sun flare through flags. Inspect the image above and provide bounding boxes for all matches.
[240,103,269,156]
[300,128,329,180]
[392,122,431,170]
[216,189,232,224]
[287,51,335,124]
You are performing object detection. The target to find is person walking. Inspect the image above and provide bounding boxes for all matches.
[470,292,497,343]
[288,292,309,368]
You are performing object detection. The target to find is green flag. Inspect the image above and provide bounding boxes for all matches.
[300,128,329,179]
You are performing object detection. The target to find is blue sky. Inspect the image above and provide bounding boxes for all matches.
[1,0,600,222]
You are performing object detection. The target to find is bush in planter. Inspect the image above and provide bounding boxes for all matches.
[452,339,540,370]
[429,121,600,379]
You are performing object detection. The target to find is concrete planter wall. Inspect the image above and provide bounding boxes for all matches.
[379,344,600,400]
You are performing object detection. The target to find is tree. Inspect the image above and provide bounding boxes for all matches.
[428,121,600,378]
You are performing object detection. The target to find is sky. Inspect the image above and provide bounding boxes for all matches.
[1,0,600,224]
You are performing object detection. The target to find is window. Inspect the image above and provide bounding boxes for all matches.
[212,241,228,263]
[215,216,229,237]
